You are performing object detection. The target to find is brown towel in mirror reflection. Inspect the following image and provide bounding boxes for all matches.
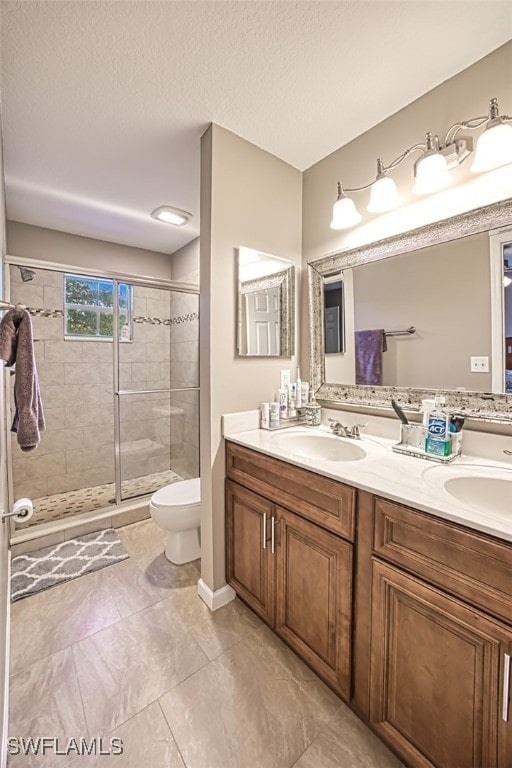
[355,329,387,385]
[0,308,45,451]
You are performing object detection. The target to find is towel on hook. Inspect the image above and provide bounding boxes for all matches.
[0,308,45,452]
[355,329,387,386]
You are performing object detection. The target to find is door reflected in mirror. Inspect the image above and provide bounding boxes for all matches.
[237,247,295,357]
[324,276,345,354]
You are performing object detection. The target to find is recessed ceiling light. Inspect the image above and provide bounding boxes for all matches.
[151,206,192,226]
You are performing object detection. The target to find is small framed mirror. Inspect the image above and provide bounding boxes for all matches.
[236,247,295,357]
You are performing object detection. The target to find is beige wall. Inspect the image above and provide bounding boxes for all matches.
[6,221,172,281]
[200,124,302,592]
[352,232,492,390]
[302,41,512,373]
[171,237,200,285]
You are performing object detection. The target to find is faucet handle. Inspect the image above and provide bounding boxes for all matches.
[350,423,367,438]
[328,418,344,435]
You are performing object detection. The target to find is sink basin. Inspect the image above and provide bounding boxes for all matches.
[272,432,367,462]
[423,464,512,518]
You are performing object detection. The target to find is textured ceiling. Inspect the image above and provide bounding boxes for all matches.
[1,0,511,254]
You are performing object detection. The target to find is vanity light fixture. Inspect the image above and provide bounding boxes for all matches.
[330,97,512,230]
[151,205,192,226]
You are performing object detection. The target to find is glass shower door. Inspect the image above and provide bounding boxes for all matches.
[114,281,199,503]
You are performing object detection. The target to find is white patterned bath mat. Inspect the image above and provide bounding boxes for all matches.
[10,528,129,602]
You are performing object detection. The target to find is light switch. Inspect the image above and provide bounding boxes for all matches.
[470,356,489,372]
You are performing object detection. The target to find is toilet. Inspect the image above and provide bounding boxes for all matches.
[149,478,201,564]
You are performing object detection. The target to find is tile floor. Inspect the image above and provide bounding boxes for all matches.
[8,519,404,768]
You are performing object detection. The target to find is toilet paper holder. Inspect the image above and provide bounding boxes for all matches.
[2,498,34,523]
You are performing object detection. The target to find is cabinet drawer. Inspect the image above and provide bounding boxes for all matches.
[226,441,355,541]
[374,497,512,623]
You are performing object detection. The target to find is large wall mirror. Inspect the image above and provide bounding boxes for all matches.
[308,198,512,422]
[237,246,295,357]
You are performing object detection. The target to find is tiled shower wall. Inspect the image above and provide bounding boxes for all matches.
[169,289,199,479]
[9,265,199,503]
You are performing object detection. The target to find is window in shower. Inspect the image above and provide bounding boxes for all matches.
[64,274,133,340]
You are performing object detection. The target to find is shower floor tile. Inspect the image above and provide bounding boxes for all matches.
[16,469,184,529]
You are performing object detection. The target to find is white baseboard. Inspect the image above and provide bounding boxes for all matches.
[197,578,236,611]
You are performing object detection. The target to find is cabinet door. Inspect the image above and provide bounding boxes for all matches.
[370,559,512,768]
[275,506,353,700]
[225,479,275,625]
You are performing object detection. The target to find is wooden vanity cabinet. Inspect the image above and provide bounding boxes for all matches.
[225,441,354,700]
[225,441,512,768]
[225,480,275,626]
[368,498,512,768]
[275,506,352,697]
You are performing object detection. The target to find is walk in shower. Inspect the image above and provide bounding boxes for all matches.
[5,261,199,532]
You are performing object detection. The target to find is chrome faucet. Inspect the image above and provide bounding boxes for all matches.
[328,419,366,439]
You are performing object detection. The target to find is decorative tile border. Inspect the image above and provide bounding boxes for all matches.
[22,309,199,326]
[133,312,199,326]
[26,308,64,318]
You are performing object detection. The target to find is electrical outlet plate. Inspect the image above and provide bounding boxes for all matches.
[470,356,489,373]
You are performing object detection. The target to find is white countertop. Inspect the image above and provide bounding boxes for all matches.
[224,425,512,543]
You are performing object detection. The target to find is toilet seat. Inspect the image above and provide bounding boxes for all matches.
[151,478,200,509]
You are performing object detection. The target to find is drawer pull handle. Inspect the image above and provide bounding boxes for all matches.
[503,653,511,722]
[262,512,267,550]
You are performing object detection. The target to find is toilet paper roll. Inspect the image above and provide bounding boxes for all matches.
[12,497,34,524]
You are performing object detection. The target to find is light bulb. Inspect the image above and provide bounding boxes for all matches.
[471,122,512,173]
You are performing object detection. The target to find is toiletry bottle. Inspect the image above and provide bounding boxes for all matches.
[260,403,270,429]
[278,388,288,418]
[296,367,302,409]
[421,398,435,426]
[425,396,451,457]
[288,382,297,417]
[301,380,309,407]
[269,402,280,428]
[280,369,291,390]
